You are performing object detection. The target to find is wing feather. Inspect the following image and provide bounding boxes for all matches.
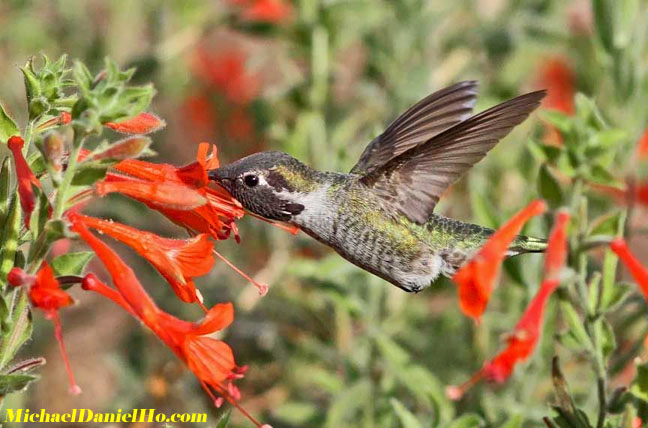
[350,81,479,175]
[361,90,546,224]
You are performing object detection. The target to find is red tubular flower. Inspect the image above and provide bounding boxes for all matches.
[105,112,166,134]
[106,143,244,239]
[70,216,266,427]
[610,238,648,299]
[7,136,46,225]
[73,214,214,307]
[8,263,81,395]
[447,211,570,400]
[96,174,207,211]
[453,200,548,322]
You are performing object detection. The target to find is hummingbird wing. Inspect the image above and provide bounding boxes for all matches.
[350,81,479,175]
[360,90,546,224]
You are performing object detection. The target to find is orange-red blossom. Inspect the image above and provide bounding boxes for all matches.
[453,199,548,322]
[69,213,269,427]
[100,142,244,240]
[447,210,570,400]
[8,262,81,395]
[610,238,648,300]
[73,214,214,308]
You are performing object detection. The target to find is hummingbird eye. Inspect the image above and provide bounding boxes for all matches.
[243,174,259,187]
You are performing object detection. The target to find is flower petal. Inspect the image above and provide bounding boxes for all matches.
[105,112,166,135]
[96,175,207,210]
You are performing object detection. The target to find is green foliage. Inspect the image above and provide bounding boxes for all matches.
[1,1,648,427]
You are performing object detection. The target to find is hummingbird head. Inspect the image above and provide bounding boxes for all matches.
[208,151,310,222]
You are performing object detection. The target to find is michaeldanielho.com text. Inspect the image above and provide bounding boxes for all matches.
[4,408,207,424]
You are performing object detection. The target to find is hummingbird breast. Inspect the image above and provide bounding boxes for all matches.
[291,178,482,292]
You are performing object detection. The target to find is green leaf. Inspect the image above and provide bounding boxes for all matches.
[29,187,51,239]
[71,160,112,186]
[596,318,616,361]
[593,0,615,52]
[0,195,21,289]
[540,111,572,134]
[560,301,592,349]
[214,411,231,428]
[274,401,318,426]
[0,157,11,225]
[588,211,622,237]
[444,414,485,428]
[390,399,423,428]
[538,164,564,207]
[0,103,19,143]
[0,373,38,395]
[51,252,94,276]
[630,361,648,402]
[0,290,33,371]
[325,379,371,428]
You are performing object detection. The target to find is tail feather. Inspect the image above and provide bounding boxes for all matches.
[509,235,548,255]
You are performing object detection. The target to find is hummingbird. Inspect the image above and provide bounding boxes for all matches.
[209,81,548,293]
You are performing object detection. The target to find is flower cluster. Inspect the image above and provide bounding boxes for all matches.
[1,57,276,427]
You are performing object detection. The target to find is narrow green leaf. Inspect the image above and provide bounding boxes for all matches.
[29,187,51,239]
[444,414,485,428]
[0,157,11,225]
[597,318,616,361]
[0,195,22,289]
[538,164,564,207]
[0,290,33,371]
[560,301,592,349]
[0,373,38,395]
[593,0,615,52]
[51,252,94,276]
[325,379,371,428]
[215,411,231,428]
[0,103,20,144]
[274,402,317,426]
[630,362,648,402]
[390,399,423,428]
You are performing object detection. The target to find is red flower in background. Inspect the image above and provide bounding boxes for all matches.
[233,0,293,23]
[192,48,261,105]
[536,57,575,144]
[453,200,547,322]
[73,214,214,308]
[637,127,648,160]
[70,216,266,427]
[8,263,81,395]
[7,136,48,225]
[448,210,570,400]
[610,238,648,299]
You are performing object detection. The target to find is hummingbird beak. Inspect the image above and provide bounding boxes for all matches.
[208,168,227,183]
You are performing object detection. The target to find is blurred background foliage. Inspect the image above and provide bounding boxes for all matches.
[1,0,648,426]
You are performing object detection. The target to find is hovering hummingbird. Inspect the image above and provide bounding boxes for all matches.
[209,81,548,292]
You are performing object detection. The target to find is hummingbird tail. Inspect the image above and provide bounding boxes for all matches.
[509,235,548,255]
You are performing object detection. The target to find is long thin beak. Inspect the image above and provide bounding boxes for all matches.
[208,168,226,182]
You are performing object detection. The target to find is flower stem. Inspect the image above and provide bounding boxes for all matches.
[53,133,84,219]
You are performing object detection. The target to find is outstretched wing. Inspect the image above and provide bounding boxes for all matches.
[350,81,479,175]
[361,90,546,224]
